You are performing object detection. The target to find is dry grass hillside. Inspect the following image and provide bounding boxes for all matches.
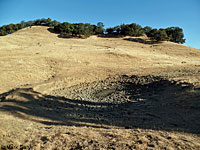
[0,26,200,149]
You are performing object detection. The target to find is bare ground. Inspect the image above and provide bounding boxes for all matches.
[0,26,200,149]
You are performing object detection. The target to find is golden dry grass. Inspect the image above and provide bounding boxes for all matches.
[0,26,200,149]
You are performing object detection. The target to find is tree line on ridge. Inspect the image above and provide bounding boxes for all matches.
[0,18,185,44]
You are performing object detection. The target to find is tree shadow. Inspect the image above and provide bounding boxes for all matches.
[0,76,200,135]
[47,28,123,39]
[98,34,124,38]
[57,34,74,38]
[47,28,73,39]
[47,27,59,34]
[123,38,161,45]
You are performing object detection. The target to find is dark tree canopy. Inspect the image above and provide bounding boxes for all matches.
[143,26,152,35]
[105,23,144,37]
[54,22,98,38]
[106,27,115,34]
[144,27,185,43]
[165,27,186,44]
[95,22,105,34]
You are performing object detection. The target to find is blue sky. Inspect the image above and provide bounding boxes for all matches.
[0,0,199,49]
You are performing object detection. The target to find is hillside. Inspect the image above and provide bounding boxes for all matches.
[0,26,200,149]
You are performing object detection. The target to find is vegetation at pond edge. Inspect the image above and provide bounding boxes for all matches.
[0,18,185,43]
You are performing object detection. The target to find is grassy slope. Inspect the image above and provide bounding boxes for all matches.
[0,26,200,149]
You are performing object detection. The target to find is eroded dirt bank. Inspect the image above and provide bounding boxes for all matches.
[1,74,200,149]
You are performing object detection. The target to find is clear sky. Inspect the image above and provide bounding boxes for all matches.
[0,0,199,49]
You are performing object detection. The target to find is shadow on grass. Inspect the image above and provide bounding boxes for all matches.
[57,34,74,38]
[47,28,74,39]
[47,28,59,34]
[98,34,125,38]
[47,27,88,39]
[123,38,161,45]
[0,76,200,135]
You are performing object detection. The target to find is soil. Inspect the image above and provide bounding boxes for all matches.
[0,26,200,149]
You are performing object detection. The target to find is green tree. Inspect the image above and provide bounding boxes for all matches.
[63,22,74,34]
[16,24,23,30]
[155,29,168,41]
[20,20,26,28]
[128,23,144,36]
[120,24,127,35]
[5,24,16,33]
[46,18,52,26]
[54,22,74,34]
[147,29,168,41]
[143,26,152,36]
[50,20,61,27]
[95,22,105,34]
[83,23,93,38]
[26,21,34,27]
[0,29,7,36]
[114,25,121,34]
[146,29,158,39]
[40,18,48,25]
[106,27,114,34]
[34,19,42,25]
[118,23,144,36]
[165,27,185,44]
[90,25,97,34]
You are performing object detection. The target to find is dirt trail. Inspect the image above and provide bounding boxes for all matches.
[0,26,200,149]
